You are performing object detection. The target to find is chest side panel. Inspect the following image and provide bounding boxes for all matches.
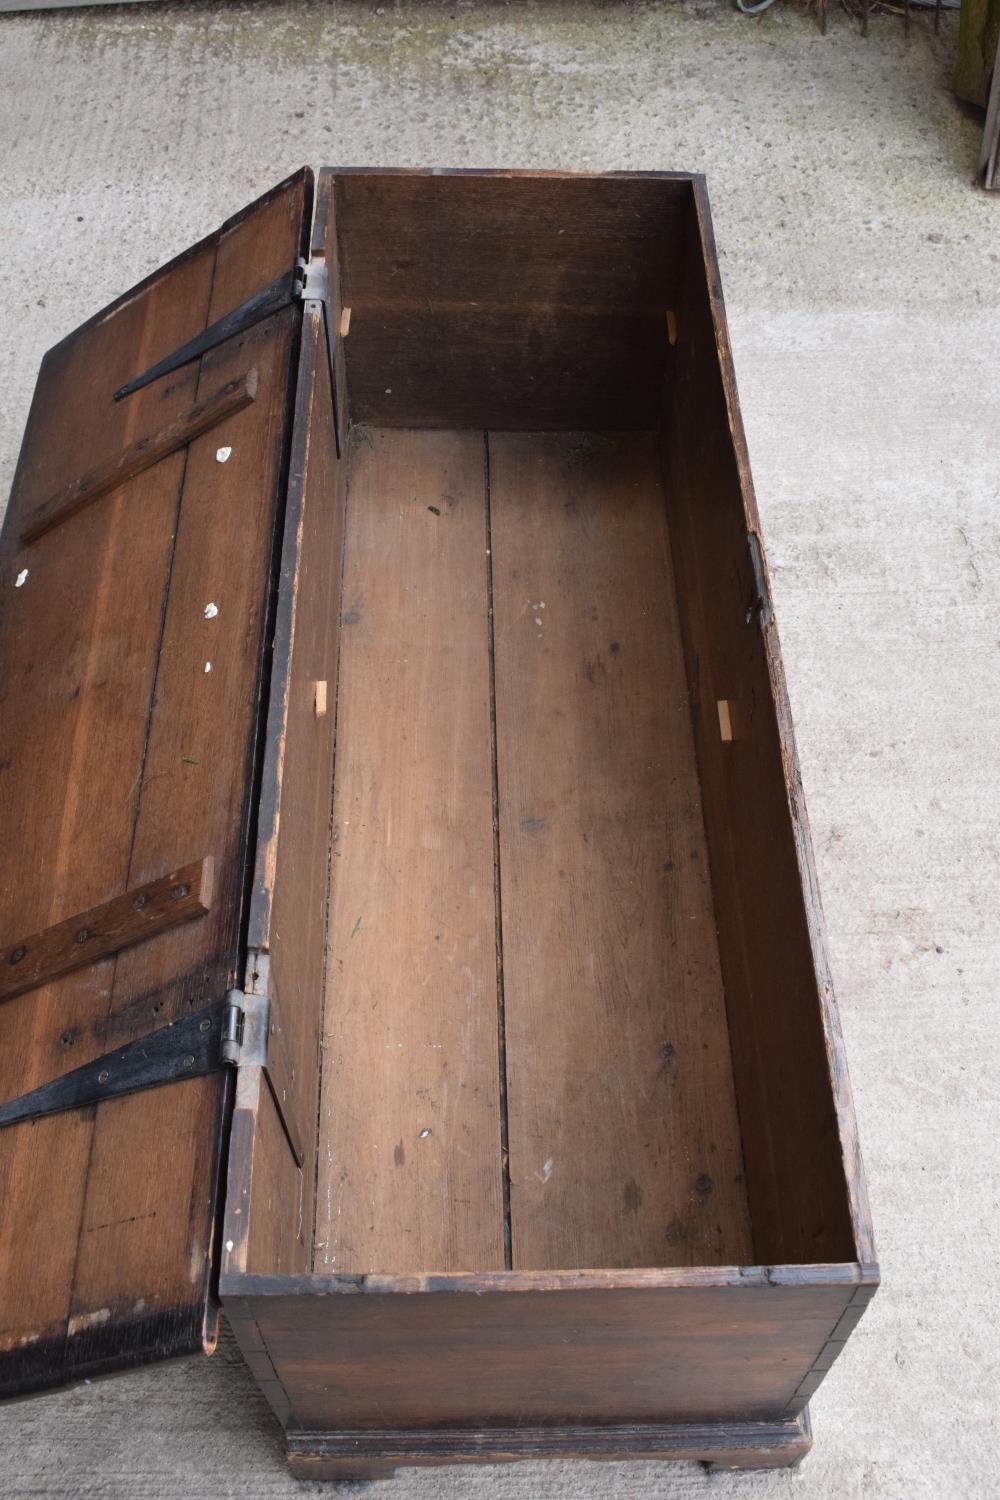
[226,1277,863,1432]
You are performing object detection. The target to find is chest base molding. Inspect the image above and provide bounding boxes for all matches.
[284,1409,813,1481]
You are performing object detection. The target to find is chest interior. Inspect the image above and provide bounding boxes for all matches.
[227,171,859,1284]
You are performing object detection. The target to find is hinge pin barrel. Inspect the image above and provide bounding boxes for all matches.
[220,993,245,1064]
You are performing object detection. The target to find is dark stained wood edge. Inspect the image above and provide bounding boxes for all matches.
[981,37,1000,187]
[689,180,877,1271]
[326,166,704,184]
[282,1409,812,1479]
[220,1261,878,1299]
[247,177,342,950]
[0,1296,221,1401]
[783,1279,878,1415]
[0,857,215,1006]
[21,371,259,545]
[224,1303,293,1424]
[1,1070,233,1402]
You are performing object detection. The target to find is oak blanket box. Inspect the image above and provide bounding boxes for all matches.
[0,167,877,1478]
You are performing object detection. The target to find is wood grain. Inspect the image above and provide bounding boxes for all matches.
[20,369,258,545]
[233,163,350,1277]
[284,1411,813,1479]
[0,857,214,1006]
[0,212,220,1394]
[658,183,873,1266]
[62,171,311,1383]
[0,168,311,1397]
[225,1275,856,1431]
[316,426,504,1275]
[334,171,690,431]
[490,430,751,1270]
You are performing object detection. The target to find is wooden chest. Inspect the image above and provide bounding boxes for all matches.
[0,168,877,1479]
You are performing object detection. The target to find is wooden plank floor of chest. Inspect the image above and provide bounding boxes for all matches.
[0,167,877,1480]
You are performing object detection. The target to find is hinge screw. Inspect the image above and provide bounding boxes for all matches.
[98,1070,110,1084]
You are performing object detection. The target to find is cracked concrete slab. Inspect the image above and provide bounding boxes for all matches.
[1,2,998,1496]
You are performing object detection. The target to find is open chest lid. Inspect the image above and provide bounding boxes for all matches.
[0,168,321,1397]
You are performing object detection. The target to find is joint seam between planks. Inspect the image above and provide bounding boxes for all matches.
[59,235,224,1365]
[484,431,513,1272]
[782,1284,875,1413]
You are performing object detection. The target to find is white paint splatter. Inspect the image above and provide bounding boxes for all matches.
[67,1308,111,1336]
[204,661,212,674]
[204,602,219,619]
[419,1128,432,1139]
[216,446,232,464]
[536,1157,554,1184]
[15,569,28,588]
[225,1239,234,1254]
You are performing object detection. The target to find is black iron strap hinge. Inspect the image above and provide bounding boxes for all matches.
[0,989,268,1131]
[113,255,341,456]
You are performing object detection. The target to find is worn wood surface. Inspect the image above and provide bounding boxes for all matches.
[20,369,258,545]
[224,1274,859,1432]
[316,426,504,1274]
[231,165,349,1277]
[0,212,219,1394]
[334,171,690,431]
[63,172,310,1383]
[0,857,214,1006]
[0,169,310,1396]
[659,183,873,1267]
[284,1409,813,1480]
[489,429,751,1270]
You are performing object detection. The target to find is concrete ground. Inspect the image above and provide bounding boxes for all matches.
[1,1,997,1496]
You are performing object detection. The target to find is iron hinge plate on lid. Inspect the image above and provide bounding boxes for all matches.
[113,253,341,456]
[0,989,268,1131]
